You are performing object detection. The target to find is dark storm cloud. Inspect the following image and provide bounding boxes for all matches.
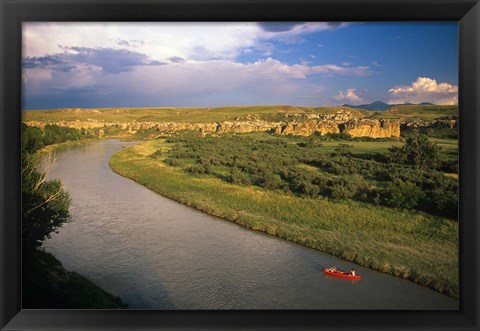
[23,56,63,69]
[258,22,303,32]
[50,86,104,94]
[115,37,145,48]
[23,55,78,72]
[168,56,186,63]
[259,22,345,33]
[61,46,165,73]
[23,46,165,74]
[116,38,131,47]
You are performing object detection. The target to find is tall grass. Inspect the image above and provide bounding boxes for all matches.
[109,140,458,297]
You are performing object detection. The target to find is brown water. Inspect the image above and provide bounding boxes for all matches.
[43,140,458,309]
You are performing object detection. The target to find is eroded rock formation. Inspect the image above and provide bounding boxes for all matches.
[275,121,340,136]
[340,119,401,138]
[24,117,401,138]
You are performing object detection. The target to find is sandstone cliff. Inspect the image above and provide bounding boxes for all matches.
[275,120,340,136]
[340,119,401,138]
[24,118,401,138]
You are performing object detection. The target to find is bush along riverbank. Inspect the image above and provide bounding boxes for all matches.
[23,249,127,309]
[109,135,458,297]
[22,127,128,308]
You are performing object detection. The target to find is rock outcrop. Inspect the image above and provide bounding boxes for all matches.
[216,120,277,134]
[274,119,399,138]
[401,117,457,130]
[280,108,363,122]
[340,119,401,138]
[24,117,401,138]
[275,121,340,136]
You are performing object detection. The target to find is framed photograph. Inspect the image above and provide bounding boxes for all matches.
[1,0,479,330]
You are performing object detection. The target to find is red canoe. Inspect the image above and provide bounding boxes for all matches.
[323,268,361,280]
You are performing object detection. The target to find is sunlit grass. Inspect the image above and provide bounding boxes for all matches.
[371,105,458,121]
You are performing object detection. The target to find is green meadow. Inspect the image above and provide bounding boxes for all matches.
[370,105,458,121]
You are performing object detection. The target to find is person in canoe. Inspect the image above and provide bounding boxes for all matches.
[327,266,337,272]
[350,268,356,276]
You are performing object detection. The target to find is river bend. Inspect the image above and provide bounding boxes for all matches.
[44,140,458,309]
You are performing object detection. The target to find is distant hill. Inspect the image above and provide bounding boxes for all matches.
[343,101,436,111]
[342,101,391,111]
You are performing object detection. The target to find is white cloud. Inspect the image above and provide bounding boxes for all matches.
[23,22,262,61]
[23,22,349,62]
[333,88,363,103]
[22,22,366,108]
[23,56,370,107]
[259,22,350,39]
[388,77,458,105]
[371,61,382,67]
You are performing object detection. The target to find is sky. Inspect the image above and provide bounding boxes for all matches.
[22,22,458,110]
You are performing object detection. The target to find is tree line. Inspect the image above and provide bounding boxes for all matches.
[22,123,90,154]
[22,123,126,308]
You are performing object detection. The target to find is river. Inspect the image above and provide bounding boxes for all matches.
[43,139,458,309]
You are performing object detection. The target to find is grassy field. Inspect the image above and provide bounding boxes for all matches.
[23,104,457,124]
[109,138,458,297]
[431,138,459,161]
[23,106,329,123]
[371,105,458,121]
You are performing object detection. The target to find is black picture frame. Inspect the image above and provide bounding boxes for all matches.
[1,0,479,330]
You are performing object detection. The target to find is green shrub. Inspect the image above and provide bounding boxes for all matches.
[164,158,182,166]
[227,167,252,185]
[329,179,358,200]
[149,150,163,159]
[382,179,425,209]
[386,135,441,170]
[185,163,212,175]
[255,171,283,190]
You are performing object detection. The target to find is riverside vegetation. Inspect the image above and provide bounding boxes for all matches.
[109,130,458,297]
[23,105,459,299]
[22,124,127,308]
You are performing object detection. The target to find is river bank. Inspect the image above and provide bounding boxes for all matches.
[24,137,129,309]
[23,249,128,308]
[109,139,458,297]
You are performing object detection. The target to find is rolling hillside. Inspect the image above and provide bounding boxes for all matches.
[23,105,374,124]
